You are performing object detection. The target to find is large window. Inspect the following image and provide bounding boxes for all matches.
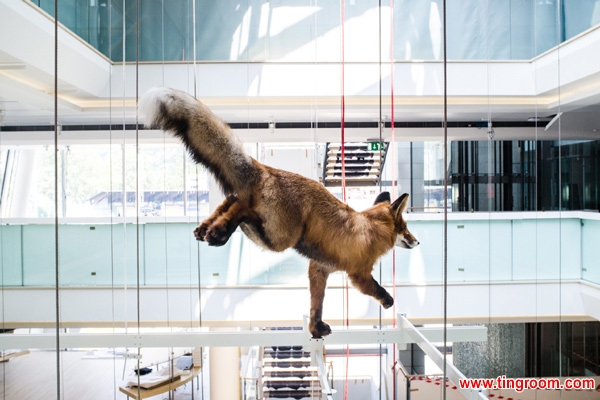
[31,0,600,62]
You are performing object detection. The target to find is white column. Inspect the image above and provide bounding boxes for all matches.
[209,329,241,400]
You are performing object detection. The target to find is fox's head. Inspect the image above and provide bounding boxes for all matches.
[374,192,420,249]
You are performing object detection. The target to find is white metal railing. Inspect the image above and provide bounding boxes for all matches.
[399,316,488,400]
[241,345,261,400]
[0,315,488,399]
[0,321,486,350]
[310,338,335,400]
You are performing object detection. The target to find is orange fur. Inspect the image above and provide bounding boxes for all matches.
[140,87,419,338]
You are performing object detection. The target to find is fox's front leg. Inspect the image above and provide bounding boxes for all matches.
[348,272,394,309]
[308,260,332,338]
[195,195,249,246]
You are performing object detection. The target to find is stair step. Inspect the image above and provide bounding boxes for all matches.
[264,350,311,359]
[263,360,312,368]
[264,380,321,390]
[263,370,317,379]
[269,345,304,352]
[263,388,323,399]
[325,170,379,176]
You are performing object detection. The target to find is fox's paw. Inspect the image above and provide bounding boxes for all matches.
[381,295,394,309]
[193,223,210,241]
[204,224,232,247]
[309,321,332,339]
[375,285,394,309]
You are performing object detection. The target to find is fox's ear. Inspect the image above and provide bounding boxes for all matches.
[374,191,391,205]
[391,193,409,216]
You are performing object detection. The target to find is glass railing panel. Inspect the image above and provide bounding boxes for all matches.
[582,218,600,285]
[3,214,597,287]
[22,224,55,286]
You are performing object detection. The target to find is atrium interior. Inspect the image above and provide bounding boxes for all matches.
[1,1,600,399]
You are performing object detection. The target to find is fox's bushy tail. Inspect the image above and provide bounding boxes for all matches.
[139,87,257,195]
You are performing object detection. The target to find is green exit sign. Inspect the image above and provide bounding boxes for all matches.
[369,142,386,151]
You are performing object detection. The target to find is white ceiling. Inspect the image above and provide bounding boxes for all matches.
[1,1,600,144]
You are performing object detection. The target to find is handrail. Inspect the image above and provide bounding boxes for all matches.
[0,323,487,350]
[310,338,335,400]
[399,315,488,400]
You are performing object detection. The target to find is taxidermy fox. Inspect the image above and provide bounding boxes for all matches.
[140,87,419,338]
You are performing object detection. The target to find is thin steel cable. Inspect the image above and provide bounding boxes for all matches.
[191,4,205,396]
[340,2,350,400]
[192,0,198,98]
[485,0,494,381]
[135,0,141,334]
[107,3,119,397]
[119,0,135,390]
[53,0,62,398]
[377,0,382,400]
[121,0,129,339]
[388,1,398,399]
[340,0,347,202]
[556,0,564,381]
[442,0,448,399]
[134,1,142,398]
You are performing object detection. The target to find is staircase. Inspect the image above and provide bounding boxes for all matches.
[262,345,322,399]
[322,142,388,187]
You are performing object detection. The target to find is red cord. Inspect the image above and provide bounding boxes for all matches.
[340,3,347,202]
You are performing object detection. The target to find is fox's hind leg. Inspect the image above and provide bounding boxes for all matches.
[195,195,248,246]
[348,272,394,309]
[308,260,332,338]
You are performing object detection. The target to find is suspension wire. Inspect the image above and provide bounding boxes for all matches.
[121,0,129,340]
[191,2,206,397]
[531,0,541,382]
[377,1,385,398]
[135,0,141,334]
[339,2,350,400]
[311,4,320,396]
[159,3,172,372]
[556,0,564,381]
[134,1,142,398]
[388,1,398,399]
[442,0,448,399]
[340,1,347,203]
[118,0,134,391]
[53,0,61,398]
[192,0,198,99]
[485,0,494,383]
[107,3,119,397]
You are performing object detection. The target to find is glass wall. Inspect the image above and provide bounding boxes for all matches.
[31,0,600,61]
[450,140,600,212]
